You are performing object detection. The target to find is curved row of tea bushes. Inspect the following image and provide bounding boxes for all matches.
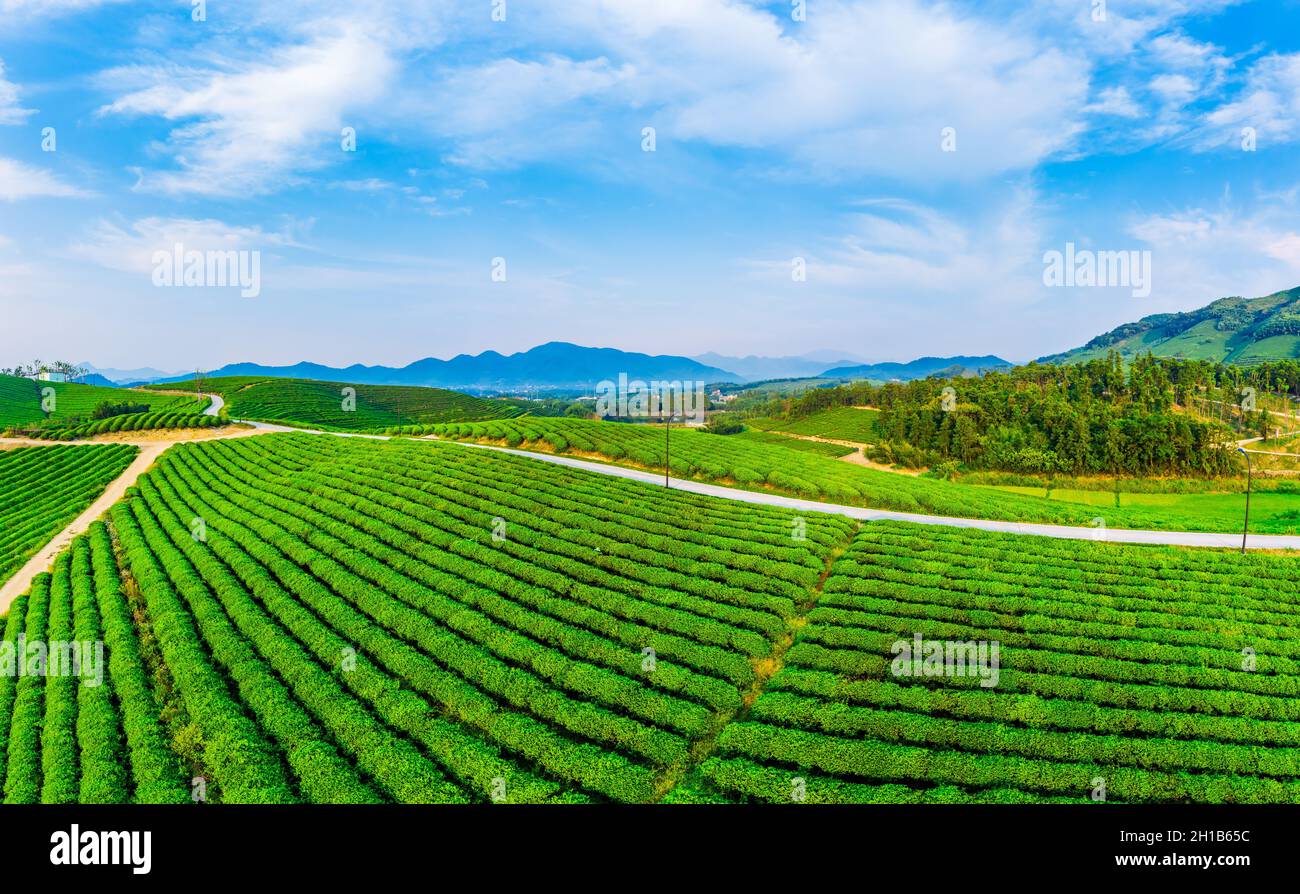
[700,521,1300,803]
[0,444,137,587]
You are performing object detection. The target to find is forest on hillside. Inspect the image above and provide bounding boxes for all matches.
[744,354,1300,476]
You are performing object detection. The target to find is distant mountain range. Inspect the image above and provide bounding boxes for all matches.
[692,352,871,381]
[1038,286,1300,365]
[79,286,1300,396]
[146,343,740,391]
[82,363,180,385]
[821,355,1013,380]
[103,343,1015,392]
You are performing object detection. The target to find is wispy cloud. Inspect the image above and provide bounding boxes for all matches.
[409,0,1092,181]
[329,178,396,192]
[1129,194,1300,304]
[98,20,397,196]
[0,59,32,124]
[0,157,88,200]
[1195,52,1300,150]
[70,216,303,272]
[0,0,122,17]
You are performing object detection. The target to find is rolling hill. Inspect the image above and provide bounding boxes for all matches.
[148,343,739,391]
[0,373,203,430]
[820,356,1013,380]
[693,352,869,381]
[1039,286,1300,365]
[9,433,1300,805]
[178,376,524,431]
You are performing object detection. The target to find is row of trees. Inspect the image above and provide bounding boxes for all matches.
[756,353,1260,476]
[0,360,90,381]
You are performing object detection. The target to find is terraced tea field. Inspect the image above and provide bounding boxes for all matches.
[2,433,1298,804]
[687,521,1300,803]
[0,525,189,803]
[0,374,201,430]
[735,430,856,457]
[24,408,227,441]
[0,445,138,588]
[0,434,855,802]
[749,407,881,444]
[417,416,1265,532]
[172,376,523,431]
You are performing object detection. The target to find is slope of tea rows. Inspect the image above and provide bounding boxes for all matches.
[175,377,522,432]
[0,445,138,587]
[694,521,1300,803]
[0,432,854,802]
[415,416,1222,531]
[0,374,202,430]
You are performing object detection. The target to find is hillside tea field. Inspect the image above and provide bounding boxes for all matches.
[416,416,1273,532]
[734,430,856,457]
[749,407,881,443]
[0,374,202,431]
[0,525,189,803]
[177,376,523,431]
[2,434,1298,804]
[0,445,138,588]
[24,408,227,441]
[0,434,856,802]
[684,521,1300,803]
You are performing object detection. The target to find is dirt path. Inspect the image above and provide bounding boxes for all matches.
[753,428,926,476]
[0,442,170,611]
[757,427,871,450]
[0,392,257,610]
[6,398,1300,613]
[836,448,925,475]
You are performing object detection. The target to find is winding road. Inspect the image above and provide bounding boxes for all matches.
[2,397,1296,612]
[432,439,1284,550]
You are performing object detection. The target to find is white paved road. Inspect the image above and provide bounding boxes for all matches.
[430,438,1288,550]
[2,411,1295,614]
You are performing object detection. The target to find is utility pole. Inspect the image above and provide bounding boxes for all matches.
[1237,446,1253,554]
[664,412,670,488]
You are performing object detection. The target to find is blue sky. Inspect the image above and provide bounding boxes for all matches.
[2,0,1300,370]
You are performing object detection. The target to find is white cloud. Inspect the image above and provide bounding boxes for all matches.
[409,0,1091,181]
[744,188,1045,306]
[1087,86,1143,118]
[1029,0,1242,58]
[330,178,395,191]
[1148,32,1231,77]
[0,0,121,16]
[81,0,1268,188]
[0,157,87,200]
[0,60,33,124]
[1128,200,1300,304]
[423,56,636,168]
[1198,52,1300,149]
[70,217,299,273]
[1150,72,1198,105]
[98,20,397,196]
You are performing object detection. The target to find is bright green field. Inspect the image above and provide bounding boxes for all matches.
[0,374,202,430]
[987,484,1300,534]
[735,430,856,458]
[4,434,1299,804]
[0,444,138,587]
[22,408,226,441]
[175,376,523,431]
[676,520,1300,803]
[749,407,880,443]
[413,416,1300,533]
[0,433,855,803]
